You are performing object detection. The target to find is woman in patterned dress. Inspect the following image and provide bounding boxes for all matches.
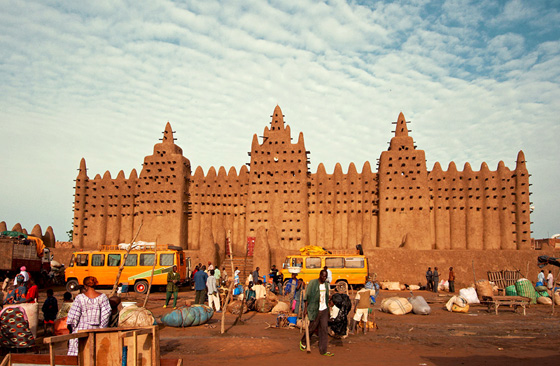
[4,274,27,304]
[66,276,111,356]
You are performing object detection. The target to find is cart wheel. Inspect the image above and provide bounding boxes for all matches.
[335,280,348,294]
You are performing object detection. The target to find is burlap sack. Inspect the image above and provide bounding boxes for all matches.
[475,280,493,299]
[270,301,290,314]
[255,298,274,313]
[118,305,155,327]
[227,300,248,315]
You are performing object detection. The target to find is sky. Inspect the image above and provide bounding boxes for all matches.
[1,0,559,241]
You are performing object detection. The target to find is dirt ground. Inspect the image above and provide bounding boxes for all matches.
[36,287,560,366]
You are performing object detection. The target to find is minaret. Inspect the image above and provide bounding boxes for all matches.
[135,122,191,248]
[246,105,310,253]
[378,113,431,249]
[514,151,531,249]
[73,158,89,248]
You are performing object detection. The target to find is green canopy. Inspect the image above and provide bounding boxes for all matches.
[0,231,27,238]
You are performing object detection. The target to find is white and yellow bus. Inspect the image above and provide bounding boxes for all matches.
[65,245,189,293]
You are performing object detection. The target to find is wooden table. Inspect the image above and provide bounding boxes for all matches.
[482,295,531,316]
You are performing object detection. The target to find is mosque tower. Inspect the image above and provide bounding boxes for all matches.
[377,113,431,249]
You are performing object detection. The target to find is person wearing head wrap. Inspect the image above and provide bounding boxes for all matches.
[4,274,27,304]
[13,266,30,286]
[350,281,375,335]
[66,276,111,356]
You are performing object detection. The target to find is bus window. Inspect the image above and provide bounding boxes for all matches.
[179,252,184,266]
[345,257,364,268]
[140,253,155,266]
[291,258,303,267]
[69,254,75,267]
[160,253,174,266]
[325,257,344,268]
[306,257,321,269]
[76,254,89,266]
[283,257,289,269]
[92,254,105,266]
[125,254,138,266]
[108,254,121,266]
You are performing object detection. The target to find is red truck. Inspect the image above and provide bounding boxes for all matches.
[0,233,52,285]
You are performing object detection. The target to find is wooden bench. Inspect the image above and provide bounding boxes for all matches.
[482,295,531,316]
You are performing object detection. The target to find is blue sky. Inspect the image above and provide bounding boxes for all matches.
[1,0,559,241]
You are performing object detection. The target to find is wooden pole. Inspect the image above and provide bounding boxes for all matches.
[234,240,250,325]
[142,238,158,308]
[303,290,310,353]
[110,222,143,298]
[298,283,304,334]
[472,260,476,285]
[221,231,236,334]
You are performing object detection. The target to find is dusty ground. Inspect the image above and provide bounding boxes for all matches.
[38,287,560,366]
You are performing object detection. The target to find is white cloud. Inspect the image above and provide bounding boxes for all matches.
[0,0,558,239]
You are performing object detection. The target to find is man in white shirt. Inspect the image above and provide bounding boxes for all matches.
[323,266,333,285]
[547,270,554,290]
[253,280,267,300]
[538,270,545,284]
[206,269,221,312]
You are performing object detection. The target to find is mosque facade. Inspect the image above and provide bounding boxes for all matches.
[72,106,531,261]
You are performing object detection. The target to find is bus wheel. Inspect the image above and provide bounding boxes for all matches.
[66,279,79,292]
[134,280,149,294]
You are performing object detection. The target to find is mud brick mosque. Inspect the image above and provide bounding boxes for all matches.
[71,106,531,268]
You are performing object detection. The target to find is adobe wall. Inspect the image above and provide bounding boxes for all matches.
[0,221,56,247]
[71,105,532,270]
[365,248,559,289]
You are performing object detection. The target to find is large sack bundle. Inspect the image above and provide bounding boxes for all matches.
[515,279,537,304]
[408,296,431,315]
[54,317,69,336]
[445,296,468,312]
[254,298,275,313]
[554,291,560,305]
[459,287,480,304]
[227,300,248,315]
[380,282,401,291]
[408,285,420,291]
[3,302,39,338]
[438,280,449,292]
[271,301,290,314]
[161,305,214,327]
[380,297,412,315]
[266,291,279,304]
[451,304,469,313]
[505,285,517,296]
[475,280,493,299]
[535,285,548,292]
[118,305,155,327]
[537,296,552,305]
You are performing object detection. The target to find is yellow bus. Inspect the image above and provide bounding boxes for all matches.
[280,251,369,288]
[65,245,189,293]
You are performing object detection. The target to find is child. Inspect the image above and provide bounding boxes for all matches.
[57,292,73,319]
[42,289,58,335]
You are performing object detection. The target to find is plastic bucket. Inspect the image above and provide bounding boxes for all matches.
[287,316,297,325]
